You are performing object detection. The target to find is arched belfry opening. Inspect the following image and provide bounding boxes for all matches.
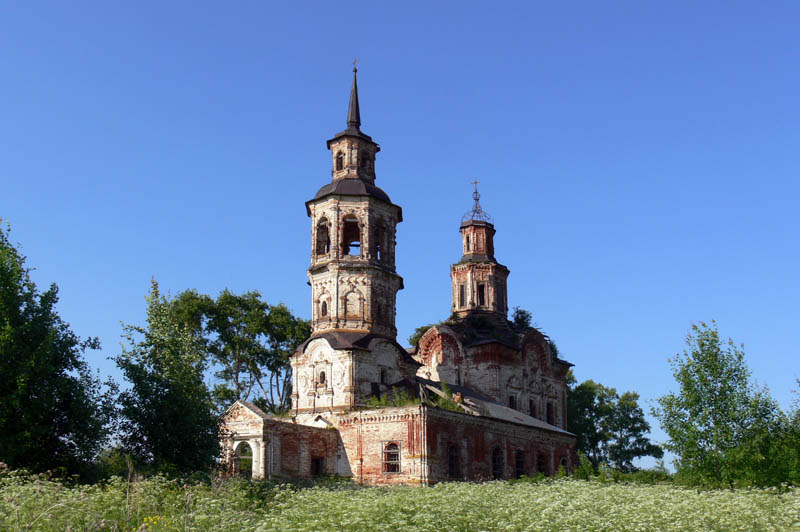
[341,215,361,256]
[316,218,330,256]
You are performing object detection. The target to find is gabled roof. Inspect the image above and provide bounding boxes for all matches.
[224,399,271,420]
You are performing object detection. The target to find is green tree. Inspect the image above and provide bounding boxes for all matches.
[0,223,115,474]
[568,374,662,471]
[115,280,218,473]
[652,321,793,487]
[172,289,310,414]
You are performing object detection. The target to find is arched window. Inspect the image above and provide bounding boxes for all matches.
[320,300,328,317]
[466,235,471,252]
[318,371,326,385]
[359,151,367,168]
[234,442,253,479]
[547,402,555,425]
[380,368,388,385]
[492,446,504,479]
[341,215,361,256]
[515,450,525,479]
[335,152,344,171]
[448,445,460,479]
[559,456,570,475]
[383,442,400,473]
[316,218,330,255]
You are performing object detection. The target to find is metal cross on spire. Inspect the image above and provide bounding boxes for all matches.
[352,57,359,72]
[462,180,492,222]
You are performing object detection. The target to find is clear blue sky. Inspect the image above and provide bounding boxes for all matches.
[3,2,798,462]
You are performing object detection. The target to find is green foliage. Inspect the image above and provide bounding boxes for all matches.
[0,222,116,475]
[0,471,798,531]
[567,379,662,472]
[573,451,595,481]
[426,382,464,413]
[653,321,799,488]
[408,324,435,347]
[115,280,219,474]
[173,289,310,413]
[510,307,532,331]
[362,387,419,409]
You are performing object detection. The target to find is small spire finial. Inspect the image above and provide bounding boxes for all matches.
[347,61,361,129]
[462,180,492,223]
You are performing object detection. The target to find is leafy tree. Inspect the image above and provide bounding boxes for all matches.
[171,289,310,414]
[607,391,664,472]
[568,375,662,471]
[115,280,218,473]
[0,222,115,474]
[511,307,532,330]
[652,321,798,487]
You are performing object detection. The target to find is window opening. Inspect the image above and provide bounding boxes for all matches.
[335,152,344,171]
[359,152,367,168]
[529,399,536,418]
[491,446,504,479]
[321,301,328,317]
[496,284,504,311]
[537,453,548,476]
[559,457,570,475]
[341,215,361,256]
[459,284,466,307]
[383,442,400,473]
[234,442,253,479]
[311,457,324,476]
[380,368,387,385]
[478,284,486,306]
[318,371,326,386]
[374,224,385,261]
[448,445,460,479]
[508,396,516,409]
[466,235,471,252]
[515,450,525,479]
[315,219,330,255]
[371,382,381,399]
[547,402,555,425]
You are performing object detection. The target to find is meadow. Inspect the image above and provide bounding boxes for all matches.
[1,471,798,532]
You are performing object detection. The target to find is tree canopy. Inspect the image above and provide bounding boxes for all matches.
[0,223,115,474]
[653,321,800,487]
[115,281,218,473]
[567,373,663,472]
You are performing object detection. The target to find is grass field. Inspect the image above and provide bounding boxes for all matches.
[1,472,798,532]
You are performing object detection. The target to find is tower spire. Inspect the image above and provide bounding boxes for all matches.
[347,60,361,129]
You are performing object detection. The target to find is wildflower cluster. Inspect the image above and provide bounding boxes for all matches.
[0,471,797,531]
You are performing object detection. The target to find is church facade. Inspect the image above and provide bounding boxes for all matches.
[220,68,576,484]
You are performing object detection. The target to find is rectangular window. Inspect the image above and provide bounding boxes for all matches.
[529,399,536,418]
[508,396,516,409]
[371,382,381,399]
[459,284,466,307]
[547,402,555,425]
[478,284,486,306]
[466,235,471,252]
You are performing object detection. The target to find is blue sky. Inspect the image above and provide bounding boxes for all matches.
[2,2,798,462]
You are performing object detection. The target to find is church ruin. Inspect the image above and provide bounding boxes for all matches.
[220,67,576,484]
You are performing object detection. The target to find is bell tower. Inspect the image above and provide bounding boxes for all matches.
[305,66,403,338]
[451,182,509,317]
